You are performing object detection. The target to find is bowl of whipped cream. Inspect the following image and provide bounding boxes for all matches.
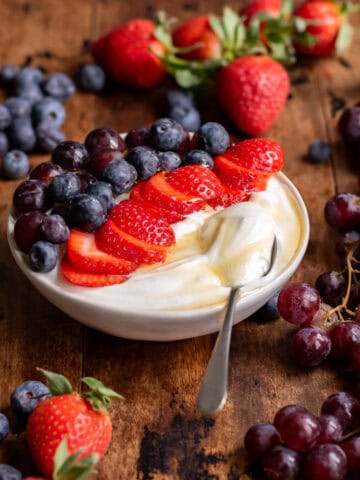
[7,171,309,341]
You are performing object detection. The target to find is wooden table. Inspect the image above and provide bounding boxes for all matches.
[1,1,359,478]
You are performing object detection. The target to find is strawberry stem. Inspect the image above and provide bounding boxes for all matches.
[37,368,72,396]
[53,438,99,480]
[81,377,124,413]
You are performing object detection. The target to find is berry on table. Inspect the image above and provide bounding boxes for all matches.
[182,149,214,168]
[0,132,9,156]
[158,151,181,172]
[67,194,106,232]
[166,89,194,109]
[0,64,20,84]
[10,380,51,418]
[28,241,58,273]
[0,104,11,130]
[125,146,159,180]
[85,181,114,213]
[149,118,185,152]
[291,326,331,367]
[99,157,137,194]
[14,211,46,253]
[85,127,125,156]
[1,150,30,179]
[76,63,106,92]
[8,118,36,152]
[13,179,49,215]
[36,120,65,152]
[32,97,65,126]
[169,104,201,132]
[42,72,76,102]
[254,291,280,322]
[0,413,9,442]
[277,282,320,326]
[4,96,31,118]
[52,140,89,171]
[308,140,331,164]
[196,122,230,155]
[41,214,70,244]
[15,82,44,105]
[47,172,81,203]
[0,465,23,480]
[16,66,44,86]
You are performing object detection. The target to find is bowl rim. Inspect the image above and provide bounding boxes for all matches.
[7,171,310,322]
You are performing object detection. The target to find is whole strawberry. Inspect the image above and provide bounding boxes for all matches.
[216,55,290,135]
[91,19,166,88]
[27,369,122,478]
[294,1,342,56]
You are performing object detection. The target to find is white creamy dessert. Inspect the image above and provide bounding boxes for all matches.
[49,175,303,311]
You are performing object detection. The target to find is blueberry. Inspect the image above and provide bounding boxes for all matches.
[36,120,65,152]
[0,105,11,130]
[197,122,230,155]
[8,118,36,152]
[125,128,150,148]
[68,194,106,232]
[16,66,44,86]
[125,146,159,180]
[86,181,114,212]
[52,141,89,171]
[32,97,65,126]
[0,413,9,442]
[1,150,30,179]
[183,149,214,168]
[100,158,137,194]
[0,132,9,156]
[29,240,58,272]
[0,64,20,85]
[149,118,185,152]
[42,72,76,102]
[10,380,51,417]
[254,291,280,322]
[0,465,22,480]
[167,89,194,109]
[41,214,70,243]
[169,104,201,132]
[308,140,331,164]
[47,172,81,202]
[76,63,106,92]
[15,82,44,104]
[158,151,181,172]
[4,97,31,119]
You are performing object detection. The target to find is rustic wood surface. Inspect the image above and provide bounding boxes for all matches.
[0,1,359,478]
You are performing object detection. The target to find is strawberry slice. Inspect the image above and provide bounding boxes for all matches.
[213,156,271,192]
[96,220,167,264]
[109,199,175,247]
[67,229,137,275]
[208,187,251,208]
[223,139,284,173]
[166,165,223,200]
[61,257,127,287]
[142,171,206,216]
[129,181,146,203]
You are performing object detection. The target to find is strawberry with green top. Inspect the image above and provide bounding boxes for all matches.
[27,369,122,479]
[240,0,283,25]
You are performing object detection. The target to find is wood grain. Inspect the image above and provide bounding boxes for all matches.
[0,1,359,479]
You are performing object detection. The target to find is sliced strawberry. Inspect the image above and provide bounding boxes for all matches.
[61,257,127,287]
[67,229,136,275]
[142,171,206,216]
[129,181,146,202]
[96,220,167,264]
[208,187,251,208]
[109,199,175,247]
[166,165,223,200]
[223,139,284,173]
[213,156,271,192]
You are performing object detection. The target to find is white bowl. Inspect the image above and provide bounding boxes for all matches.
[7,172,309,341]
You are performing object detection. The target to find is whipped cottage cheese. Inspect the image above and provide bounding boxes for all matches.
[52,175,304,311]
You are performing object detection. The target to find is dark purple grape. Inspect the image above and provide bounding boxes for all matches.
[330,321,360,361]
[335,230,360,257]
[310,303,339,332]
[273,405,309,431]
[291,327,331,367]
[348,282,360,311]
[30,162,63,184]
[84,128,125,156]
[341,435,360,477]
[78,171,96,192]
[278,410,320,451]
[14,211,45,253]
[13,179,49,215]
[277,282,320,326]
[351,348,360,371]
[41,215,70,244]
[262,445,300,480]
[338,104,360,144]
[125,128,150,148]
[244,423,281,459]
[302,444,347,480]
[321,391,360,433]
[89,149,123,175]
[52,141,89,171]
[324,193,360,231]
[316,415,343,444]
[315,271,346,307]
[51,204,69,222]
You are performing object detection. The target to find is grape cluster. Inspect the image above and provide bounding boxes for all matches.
[244,391,360,480]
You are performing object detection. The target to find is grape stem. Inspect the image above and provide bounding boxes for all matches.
[325,240,360,322]
[340,426,360,442]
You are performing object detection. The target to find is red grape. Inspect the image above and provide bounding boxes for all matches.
[321,392,360,433]
[350,348,360,370]
[277,283,320,326]
[311,304,339,332]
[302,444,347,480]
[341,435,360,477]
[14,211,45,253]
[336,230,360,257]
[12,179,50,215]
[89,149,124,175]
[262,445,300,480]
[315,271,346,307]
[278,410,320,451]
[330,321,360,361]
[244,423,280,459]
[125,127,150,148]
[316,415,343,444]
[324,193,360,231]
[85,127,125,155]
[273,405,309,431]
[29,161,63,183]
[291,327,331,367]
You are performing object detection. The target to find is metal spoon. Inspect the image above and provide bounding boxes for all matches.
[196,236,278,415]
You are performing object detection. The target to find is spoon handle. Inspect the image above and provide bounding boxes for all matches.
[196,286,240,415]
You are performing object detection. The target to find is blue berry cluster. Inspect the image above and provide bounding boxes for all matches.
[0,64,76,180]
[167,89,201,131]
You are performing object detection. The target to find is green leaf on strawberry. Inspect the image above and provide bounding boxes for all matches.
[81,377,124,413]
[37,368,72,395]
[53,438,99,480]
